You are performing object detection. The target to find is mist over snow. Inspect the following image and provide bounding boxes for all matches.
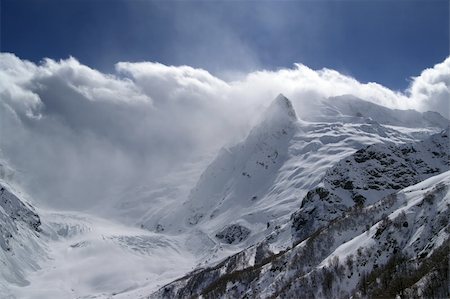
[0,53,449,210]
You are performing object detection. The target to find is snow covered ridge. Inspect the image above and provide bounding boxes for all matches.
[297,94,450,129]
[151,171,450,299]
[291,128,449,243]
[150,127,450,298]
[0,185,41,246]
[0,182,44,289]
[183,94,299,227]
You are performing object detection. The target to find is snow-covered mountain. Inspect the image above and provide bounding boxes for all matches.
[1,94,449,298]
[151,135,450,298]
[147,95,449,298]
[0,162,46,294]
[291,128,449,243]
[140,95,446,255]
[0,162,196,298]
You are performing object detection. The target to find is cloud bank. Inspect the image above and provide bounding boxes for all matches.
[0,53,449,210]
[407,57,450,117]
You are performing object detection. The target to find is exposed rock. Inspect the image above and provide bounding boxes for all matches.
[215,224,251,244]
[0,185,41,251]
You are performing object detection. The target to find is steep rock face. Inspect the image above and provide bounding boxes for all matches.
[0,161,41,248]
[291,129,449,242]
[0,161,45,292]
[151,171,450,299]
[215,224,251,244]
[0,182,43,289]
[0,186,41,235]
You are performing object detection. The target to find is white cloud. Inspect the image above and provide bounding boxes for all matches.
[41,57,152,105]
[0,53,448,210]
[408,56,450,118]
[0,53,41,118]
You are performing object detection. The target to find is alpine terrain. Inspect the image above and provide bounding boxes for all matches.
[1,94,449,298]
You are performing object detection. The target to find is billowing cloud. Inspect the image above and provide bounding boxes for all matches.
[0,53,41,118]
[408,56,450,118]
[0,53,448,211]
[116,61,229,102]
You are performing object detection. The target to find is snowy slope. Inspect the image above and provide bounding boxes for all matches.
[0,164,197,298]
[151,170,450,299]
[0,162,46,295]
[296,94,450,129]
[291,128,449,242]
[7,210,196,299]
[318,171,450,297]
[140,95,445,257]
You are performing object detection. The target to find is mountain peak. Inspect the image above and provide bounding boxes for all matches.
[263,94,298,123]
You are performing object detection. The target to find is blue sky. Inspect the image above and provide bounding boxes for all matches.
[1,0,449,90]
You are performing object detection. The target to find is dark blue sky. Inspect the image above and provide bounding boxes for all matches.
[1,0,449,90]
